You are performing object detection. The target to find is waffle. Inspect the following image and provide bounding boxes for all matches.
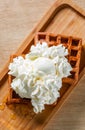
[7,32,82,104]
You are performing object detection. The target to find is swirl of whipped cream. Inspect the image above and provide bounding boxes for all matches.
[8,41,72,113]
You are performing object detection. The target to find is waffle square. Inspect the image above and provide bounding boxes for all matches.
[7,32,82,104]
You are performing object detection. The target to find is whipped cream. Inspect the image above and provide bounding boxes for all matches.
[8,41,72,113]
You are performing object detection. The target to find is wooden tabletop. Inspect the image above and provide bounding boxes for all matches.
[0,0,85,130]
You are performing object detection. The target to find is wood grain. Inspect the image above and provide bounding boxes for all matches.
[0,0,55,72]
[0,0,85,130]
[44,72,85,130]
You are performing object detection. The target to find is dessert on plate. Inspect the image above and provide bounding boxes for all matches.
[7,32,82,113]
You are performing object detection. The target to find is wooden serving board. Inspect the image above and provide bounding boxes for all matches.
[0,0,85,129]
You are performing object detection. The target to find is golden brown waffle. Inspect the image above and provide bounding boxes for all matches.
[7,32,82,104]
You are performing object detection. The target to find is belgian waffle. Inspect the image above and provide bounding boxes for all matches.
[7,32,82,104]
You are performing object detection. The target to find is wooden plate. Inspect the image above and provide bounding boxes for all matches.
[0,0,85,129]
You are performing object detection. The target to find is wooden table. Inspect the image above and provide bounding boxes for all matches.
[0,0,85,130]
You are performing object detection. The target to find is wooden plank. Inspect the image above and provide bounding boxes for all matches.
[0,0,85,129]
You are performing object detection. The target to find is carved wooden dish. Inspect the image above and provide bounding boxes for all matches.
[0,0,85,129]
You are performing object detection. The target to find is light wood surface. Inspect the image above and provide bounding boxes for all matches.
[0,0,55,72]
[0,0,85,130]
